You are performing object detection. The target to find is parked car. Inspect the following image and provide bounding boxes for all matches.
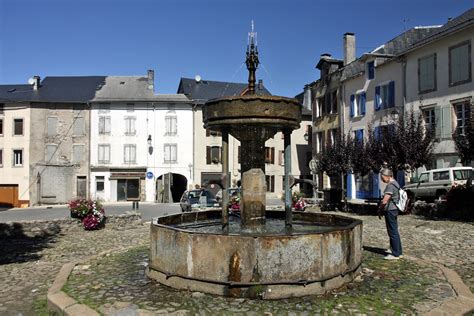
[180,189,220,212]
[404,167,472,201]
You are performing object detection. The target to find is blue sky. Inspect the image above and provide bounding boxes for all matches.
[0,0,472,97]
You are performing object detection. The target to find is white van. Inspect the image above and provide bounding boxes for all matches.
[404,167,472,201]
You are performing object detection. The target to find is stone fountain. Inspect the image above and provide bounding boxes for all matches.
[147,25,362,299]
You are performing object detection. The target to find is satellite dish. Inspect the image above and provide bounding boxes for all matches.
[195,75,201,83]
[28,78,35,85]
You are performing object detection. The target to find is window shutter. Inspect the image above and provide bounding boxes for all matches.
[360,92,366,115]
[375,86,381,111]
[350,95,355,117]
[278,150,282,165]
[238,146,241,164]
[389,81,395,107]
[372,172,380,198]
[441,105,452,139]
[434,107,442,139]
[271,147,275,164]
[206,146,211,164]
[374,126,381,141]
[321,131,326,152]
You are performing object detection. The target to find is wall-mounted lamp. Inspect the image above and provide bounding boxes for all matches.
[147,134,152,145]
[304,133,309,141]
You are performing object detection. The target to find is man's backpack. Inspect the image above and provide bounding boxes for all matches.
[393,182,410,213]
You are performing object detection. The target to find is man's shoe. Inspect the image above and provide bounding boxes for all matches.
[384,254,401,260]
[385,249,403,258]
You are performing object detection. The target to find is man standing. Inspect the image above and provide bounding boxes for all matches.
[378,168,403,260]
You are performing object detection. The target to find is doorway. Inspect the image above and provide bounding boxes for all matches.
[117,178,140,201]
[77,176,87,199]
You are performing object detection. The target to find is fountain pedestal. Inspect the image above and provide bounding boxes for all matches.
[241,169,266,232]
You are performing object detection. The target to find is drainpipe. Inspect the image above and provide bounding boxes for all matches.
[87,102,91,200]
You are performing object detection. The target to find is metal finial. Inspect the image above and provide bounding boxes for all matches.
[246,21,259,95]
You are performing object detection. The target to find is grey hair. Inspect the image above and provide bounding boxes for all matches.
[380,168,393,177]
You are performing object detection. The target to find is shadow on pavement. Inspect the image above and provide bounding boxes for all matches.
[0,223,61,265]
[363,245,388,256]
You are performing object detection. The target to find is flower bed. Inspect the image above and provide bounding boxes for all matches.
[67,199,106,230]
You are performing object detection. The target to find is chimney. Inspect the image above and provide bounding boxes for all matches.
[258,79,263,91]
[343,33,356,65]
[33,76,41,91]
[147,69,154,91]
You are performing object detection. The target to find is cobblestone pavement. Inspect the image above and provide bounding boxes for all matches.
[0,213,473,315]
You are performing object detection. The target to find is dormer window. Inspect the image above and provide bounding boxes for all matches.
[367,61,375,80]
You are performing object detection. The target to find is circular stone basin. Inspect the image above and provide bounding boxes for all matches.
[147,210,363,299]
[203,95,301,131]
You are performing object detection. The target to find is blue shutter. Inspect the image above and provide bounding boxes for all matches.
[375,86,381,111]
[356,129,364,143]
[372,172,380,198]
[374,126,381,141]
[389,81,395,108]
[350,94,355,118]
[360,92,366,115]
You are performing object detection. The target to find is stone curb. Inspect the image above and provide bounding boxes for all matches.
[47,245,145,315]
[48,240,474,315]
[404,255,474,315]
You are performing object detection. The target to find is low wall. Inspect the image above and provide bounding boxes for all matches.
[0,213,142,239]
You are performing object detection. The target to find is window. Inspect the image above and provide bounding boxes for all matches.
[165,115,177,136]
[418,173,429,183]
[72,145,84,164]
[124,117,136,135]
[265,175,275,192]
[367,61,375,80]
[98,103,110,114]
[47,117,57,136]
[331,90,338,114]
[0,103,3,114]
[13,149,23,167]
[13,118,23,135]
[453,169,471,181]
[350,92,366,117]
[418,54,437,93]
[315,132,323,154]
[99,116,111,135]
[45,144,58,163]
[278,150,284,166]
[422,108,436,133]
[0,149,3,167]
[449,40,471,86]
[96,176,105,192]
[98,144,110,164]
[126,103,135,112]
[0,118,3,136]
[124,144,136,164]
[206,146,221,164]
[206,129,221,137]
[354,129,364,144]
[454,101,471,135]
[433,171,449,181]
[328,129,338,146]
[265,147,275,164]
[73,117,84,136]
[375,81,395,110]
[315,97,324,118]
[164,143,177,163]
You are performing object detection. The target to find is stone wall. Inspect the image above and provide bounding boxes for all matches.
[0,213,142,239]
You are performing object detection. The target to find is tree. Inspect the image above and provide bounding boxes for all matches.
[395,108,435,172]
[453,117,474,165]
[316,132,352,178]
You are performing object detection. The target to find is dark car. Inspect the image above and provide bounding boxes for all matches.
[180,189,220,212]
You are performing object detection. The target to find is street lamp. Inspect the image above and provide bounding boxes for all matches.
[147,134,153,155]
[304,133,309,142]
